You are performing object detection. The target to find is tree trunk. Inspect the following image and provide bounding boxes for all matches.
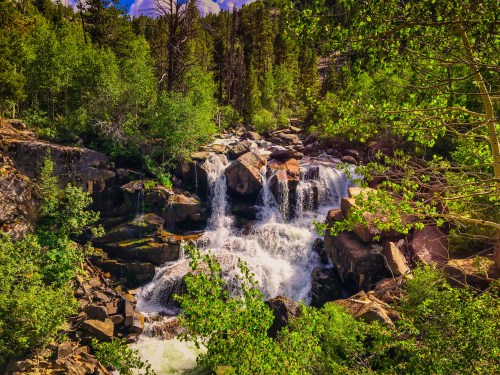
[457,18,500,269]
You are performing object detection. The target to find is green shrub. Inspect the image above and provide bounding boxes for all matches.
[252,108,277,134]
[92,338,155,375]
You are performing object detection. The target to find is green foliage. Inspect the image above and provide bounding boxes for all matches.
[178,250,500,374]
[0,155,103,364]
[143,157,173,189]
[394,266,500,374]
[92,338,155,375]
[35,156,102,286]
[176,246,278,374]
[252,108,277,134]
[0,234,77,362]
[147,67,217,163]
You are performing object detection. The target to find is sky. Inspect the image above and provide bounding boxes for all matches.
[58,0,254,17]
[127,0,255,17]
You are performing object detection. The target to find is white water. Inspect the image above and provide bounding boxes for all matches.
[134,149,354,374]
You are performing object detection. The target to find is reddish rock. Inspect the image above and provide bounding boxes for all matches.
[412,226,449,264]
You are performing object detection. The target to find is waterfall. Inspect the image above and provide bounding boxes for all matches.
[133,147,355,375]
[277,178,290,221]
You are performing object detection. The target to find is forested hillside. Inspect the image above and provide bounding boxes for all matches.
[1,0,499,373]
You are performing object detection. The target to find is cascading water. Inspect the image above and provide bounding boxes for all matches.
[132,146,355,374]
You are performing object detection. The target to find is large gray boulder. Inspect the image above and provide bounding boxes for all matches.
[225,152,266,201]
[325,231,390,292]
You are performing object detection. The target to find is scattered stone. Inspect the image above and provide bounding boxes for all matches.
[243,131,261,141]
[83,305,108,321]
[81,319,114,342]
[383,242,412,278]
[57,341,73,359]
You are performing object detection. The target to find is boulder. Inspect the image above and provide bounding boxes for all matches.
[130,312,145,334]
[93,258,156,287]
[269,148,301,160]
[175,160,209,197]
[265,295,301,338]
[443,258,494,290]
[412,225,449,264]
[326,208,344,224]
[343,149,361,161]
[210,144,227,154]
[325,231,390,292]
[123,300,135,327]
[312,237,329,265]
[267,158,300,200]
[164,193,205,230]
[83,305,108,321]
[311,267,343,307]
[335,291,397,329]
[0,125,117,212]
[303,142,320,156]
[383,242,412,278]
[225,152,266,201]
[81,319,114,341]
[276,133,301,146]
[303,133,318,146]
[341,155,357,164]
[243,131,261,141]
[228,140,252,160]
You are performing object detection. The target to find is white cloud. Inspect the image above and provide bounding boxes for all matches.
[198,0,221,16]
[129,0,255,18]
[130,0,158,17]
